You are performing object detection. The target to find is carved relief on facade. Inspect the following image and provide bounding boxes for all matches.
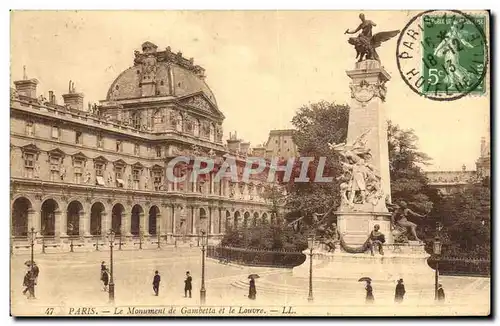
[183,95,212,112]
[215,123,223,142]
[349,79,387,104]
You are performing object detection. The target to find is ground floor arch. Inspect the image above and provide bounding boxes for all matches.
[12,197,32,237]
[112,203,125,234]
[149,205,160,235]
[234,211,241,229]
[131,204,144,235]
[243,212,250,228]
[91,202,105,235]
[41,199,59,236]
[67,200,83,236]
[253,212,259,227]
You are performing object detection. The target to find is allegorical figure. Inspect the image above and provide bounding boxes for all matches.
[394,201,426,242]
[345,13,400,62]
[368,224,385,256]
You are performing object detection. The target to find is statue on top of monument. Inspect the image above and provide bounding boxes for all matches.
[344,13,400,63]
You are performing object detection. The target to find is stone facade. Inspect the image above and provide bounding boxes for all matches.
[262,129,298,160]
[10,42,274,248]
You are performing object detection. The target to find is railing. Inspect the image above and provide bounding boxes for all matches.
[207,245,306,268]
[428,256,490,277]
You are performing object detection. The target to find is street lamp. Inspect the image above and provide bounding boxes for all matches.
[307,233,315,302]
[107,229,116,303]
[28,227,37,299]
[200,229,208,304]
[433,223,443,301]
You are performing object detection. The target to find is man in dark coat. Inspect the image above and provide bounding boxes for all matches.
[437,284,445,302]
[394,279,405,303]
[365,280,374,303]
[248,276,256,300]
[32,263,39,286]
[184,271,192,298]
[23,270,34,299]
[100,262,109,292]
[153,271,161,296]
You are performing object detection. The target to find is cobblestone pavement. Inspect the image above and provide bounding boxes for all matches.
[10,249,490,316]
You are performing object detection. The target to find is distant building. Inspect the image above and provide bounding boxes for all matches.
[426,132,490,195]
[263,129,298,160]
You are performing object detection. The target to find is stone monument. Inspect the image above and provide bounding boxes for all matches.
[293,15,434,294]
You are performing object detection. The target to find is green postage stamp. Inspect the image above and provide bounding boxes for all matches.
[421,13,487,96]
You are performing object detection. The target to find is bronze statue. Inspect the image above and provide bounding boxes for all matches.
[345,13,399,63]
[387,199,426,242]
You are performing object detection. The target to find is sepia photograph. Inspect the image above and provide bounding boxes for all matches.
[9,9,490,317]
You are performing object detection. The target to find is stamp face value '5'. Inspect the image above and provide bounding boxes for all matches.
[397,10,488,101]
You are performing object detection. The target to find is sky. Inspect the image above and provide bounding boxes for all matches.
[10,10,490,171]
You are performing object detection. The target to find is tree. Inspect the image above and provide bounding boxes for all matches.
[387,121,441,241]
[434,179,491,258]
[285,101,349,225]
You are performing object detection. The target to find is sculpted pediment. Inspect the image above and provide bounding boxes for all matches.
[178,92,224,119]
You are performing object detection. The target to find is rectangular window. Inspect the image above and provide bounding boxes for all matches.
[75,131,82,144]
[26,121,34,136]
[134,144,140,155]
[132,169,140,190]
[95,163,104,177]
[153,170,162,191]
[116,140,122,152]
[24,153,34,178]
[97,134,103,148]
[49,156,60,172]
[73,160,82,184]
[155,146,162,158]
[51,126,59,139]
[115,166,123,180]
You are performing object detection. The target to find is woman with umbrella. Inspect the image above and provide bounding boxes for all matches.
[359,277,374,303]
[248,274,259,300]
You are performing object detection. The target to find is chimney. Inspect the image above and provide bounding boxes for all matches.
[239,142,250,155]
[14,66,39,98]
[62,80,84,110]
[48,91,57,105]
[227,132,241,153]
[252,145,266,157]
[462,164,466,171]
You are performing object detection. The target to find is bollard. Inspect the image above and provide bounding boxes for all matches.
[42,236,46,254]
[70,238,74,252]
[95,237,100,251]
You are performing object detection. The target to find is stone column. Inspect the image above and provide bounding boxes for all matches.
[190,205,198,235]
[122,209,131,236]
[27,209,37,232]
[142,211,150,236]
[101,211,109,235]
[56,209,65,238]
[79,210,89,236]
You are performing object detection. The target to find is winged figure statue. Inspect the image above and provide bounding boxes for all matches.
[345,13,400,63]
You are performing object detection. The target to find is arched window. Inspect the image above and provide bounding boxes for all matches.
[132,111,141,129]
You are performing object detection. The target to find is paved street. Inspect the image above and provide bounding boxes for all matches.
[10,248,490,316]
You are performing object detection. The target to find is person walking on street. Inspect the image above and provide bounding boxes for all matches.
[437,284,445,302]
[184,271,192,298]
[32,262,39,286]
[153,270,161,296]
[365,280,374,303]
[394,278,406,303]
[248,276,257,300]
[22,270,34,299]
[100,261,109,292]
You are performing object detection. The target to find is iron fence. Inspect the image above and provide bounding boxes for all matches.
[207,245,306,268]
[428,256,490,276]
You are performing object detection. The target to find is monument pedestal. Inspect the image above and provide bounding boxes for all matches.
[292,244,434,288]
[336,211,393,245]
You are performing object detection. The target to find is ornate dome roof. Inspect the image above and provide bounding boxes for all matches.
[106,42,217,106]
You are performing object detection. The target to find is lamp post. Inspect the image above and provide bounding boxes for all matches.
[433,223,443,301]
[200,230,207,304]
[107,230,116,303]
[28,227,37,299]
[308,234,315,302]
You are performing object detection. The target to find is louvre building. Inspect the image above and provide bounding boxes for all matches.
[10,41,275,250]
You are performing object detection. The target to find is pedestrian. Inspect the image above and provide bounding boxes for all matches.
[437,284,445,302]
[32,262,39,286]
[153,270,161,296]
[248,276,256,300]
[365,280,374,303]
[184,271,192,298]
[100,262,109,292]
[22,270,34,299]
[394,278,405,303]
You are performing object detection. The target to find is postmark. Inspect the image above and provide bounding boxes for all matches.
[396,10,488,101]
